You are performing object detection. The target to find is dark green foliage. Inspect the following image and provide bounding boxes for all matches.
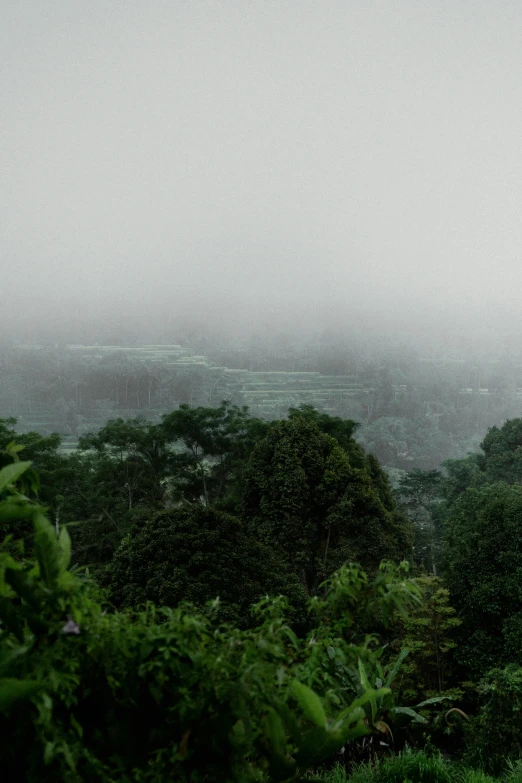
[288,404,365,469]
[391,575,462,720]
[479,419,522,484]
[160,400,268,508]
[440,454,485,505]
[316,751,497,782]
[464,665,522,775]
[0,465,424,782]
[442,419,522,504]
[244,415,413,594]
[396,471,444,575]
[443,483,522,678]
[78,416,168,509]
[104,506,305,625]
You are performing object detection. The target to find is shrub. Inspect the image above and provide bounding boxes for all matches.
[464,665,522,774]
[0,461,422,782]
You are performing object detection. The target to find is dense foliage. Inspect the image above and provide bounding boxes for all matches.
[244,415,412,595]
[5,403,522,779]
[105,506,305,625]
[0,458,423,781]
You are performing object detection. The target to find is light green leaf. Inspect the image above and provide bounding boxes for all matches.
[34,512,62,590]
[291,681,327,728]
[264,707,287,756]
[0,501,38,522]
[384,648,409,688]
[0,462,32,493]
[358,658,372,691]
[332,687,391,734]
[358,658,377,722]
[59,525,72,570]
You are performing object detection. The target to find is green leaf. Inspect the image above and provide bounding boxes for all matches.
[5,442,25,458]
[291,681,327,728]
[332,688,391,732]
[0,501,38,522]
[0,462,33,493]
[415,695,452,708]
[273,700,302,744]
[384,648,409,688]
[391,706,428,723]
[44,741,55,764]
[264,707,287,757]
[358,658,377,722]
[358,658,372,691]
[0,678,40,712]
[59,525,72,570]
[329,716,368,748]
[5,568,41,611]
[34,513,62,590]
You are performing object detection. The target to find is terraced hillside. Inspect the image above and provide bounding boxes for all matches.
[0,344,375,441]
[4,342,522,470]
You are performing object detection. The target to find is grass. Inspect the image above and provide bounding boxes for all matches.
[310,749,520,783]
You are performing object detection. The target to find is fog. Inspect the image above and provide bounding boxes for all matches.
[2,1,522,347]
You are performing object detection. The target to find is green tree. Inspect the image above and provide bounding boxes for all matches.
[479,418,522,484]
[287,404,365,468]
[396,469,444,574]
[79,416,167,510]
[443,482,522,678]
[441,453,484,505]
[244,415,412,594]
[160,401,268,508]
[392,575,462,704]
[104,506,305,625]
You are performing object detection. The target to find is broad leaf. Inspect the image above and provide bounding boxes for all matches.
[416,695,452,707]
[291,681,327,728]
[34,513,62,590]
[292,680,326,728]
[391,706,428,723]
[0,462,32,493]
[0,678,40,712]
[264,707,287,757]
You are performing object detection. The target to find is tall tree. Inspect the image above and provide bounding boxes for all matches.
[160,401,267,508]
[244,414,412,594]
[396,469,444,574]
[443,482,522,678]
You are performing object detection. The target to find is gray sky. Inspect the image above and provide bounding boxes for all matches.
[2,0,522,340]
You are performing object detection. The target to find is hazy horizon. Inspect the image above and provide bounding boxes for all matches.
[3,1,522,347]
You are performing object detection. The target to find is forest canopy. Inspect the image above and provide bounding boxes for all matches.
[3,404,522,780]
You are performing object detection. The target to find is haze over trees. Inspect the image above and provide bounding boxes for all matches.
[5,0,522,779]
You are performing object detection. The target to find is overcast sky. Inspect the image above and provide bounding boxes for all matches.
[2,1,522,341]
